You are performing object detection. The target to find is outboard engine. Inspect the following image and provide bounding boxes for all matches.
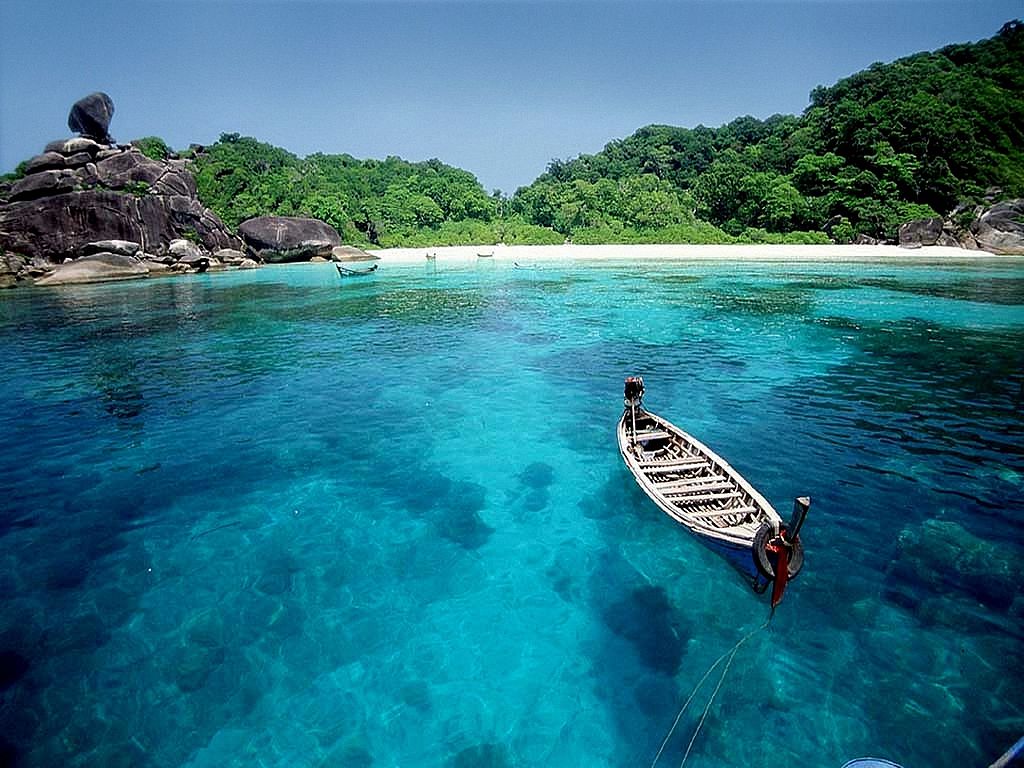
[624,376,645,408]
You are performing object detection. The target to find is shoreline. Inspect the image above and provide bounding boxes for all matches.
[366,243,1024,265]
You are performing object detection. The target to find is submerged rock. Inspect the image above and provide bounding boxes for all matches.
[239,216,341,262]
[887,519,1024,612]
[519,461,554,489]
[450,743,512,768]
[602,584,685,676]
[0,649,30,690]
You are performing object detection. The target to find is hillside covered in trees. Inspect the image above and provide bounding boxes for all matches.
[181,21,1022,247]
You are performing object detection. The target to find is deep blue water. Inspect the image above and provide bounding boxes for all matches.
[1,259,1022,768]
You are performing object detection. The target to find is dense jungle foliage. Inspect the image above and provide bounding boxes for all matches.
[188,21,1022,246]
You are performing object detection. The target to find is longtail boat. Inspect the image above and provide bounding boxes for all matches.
[617,376,808,605]
[335,263,378,277]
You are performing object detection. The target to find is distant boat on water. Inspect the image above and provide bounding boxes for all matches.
[477,251,494,258]
[617,376,808,605]
[335,262,378,277]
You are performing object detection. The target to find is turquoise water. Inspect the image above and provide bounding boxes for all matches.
[1,259,1022,768]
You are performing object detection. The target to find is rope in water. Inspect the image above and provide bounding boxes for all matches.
[650,618,771,768]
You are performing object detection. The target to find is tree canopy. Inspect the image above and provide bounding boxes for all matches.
[186,21,1022,246]
[511,20,1023,242]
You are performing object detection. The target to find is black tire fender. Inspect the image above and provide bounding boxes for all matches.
[753,523,804,580]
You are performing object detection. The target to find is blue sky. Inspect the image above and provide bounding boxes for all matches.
[1,1,1019,193]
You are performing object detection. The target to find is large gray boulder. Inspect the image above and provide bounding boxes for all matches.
[168,238,205,262]
[971,199,1024,255]
[214,248,246,265]
[898,217,944,248]
[68,92,115,143]
[35,252,148,286]
[239,216,341,262]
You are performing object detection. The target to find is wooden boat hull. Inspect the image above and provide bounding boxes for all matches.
[335,263,378,277]
[617,379,804,593]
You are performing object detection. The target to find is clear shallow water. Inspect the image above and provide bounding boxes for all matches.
[1,259,1022,768]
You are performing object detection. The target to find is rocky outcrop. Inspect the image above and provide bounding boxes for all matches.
[0,92,250,287]
[899,199,1024,255]
[0,186,239,262]
[238,216,341,262]
[68,92,115,143]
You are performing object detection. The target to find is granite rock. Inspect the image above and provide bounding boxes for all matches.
[23,152,66,174]
[971,199,1024,254]
[81,240,141,257]
[239,216,341,262]
[35,252,149,286]
[168,239,205,262]
[898,217,943,248]
[68,92,115,143]
[214,248,246,265]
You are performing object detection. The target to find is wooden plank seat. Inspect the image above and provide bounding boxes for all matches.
[653,474,727,491]
[634,429,671,441]
[638,456,707,470]
[662,481,736,495]
[672,491,743,505]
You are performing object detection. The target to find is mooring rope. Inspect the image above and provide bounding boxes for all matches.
[650,618,770,768]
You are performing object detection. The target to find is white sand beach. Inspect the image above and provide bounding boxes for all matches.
[368,243,1022,265]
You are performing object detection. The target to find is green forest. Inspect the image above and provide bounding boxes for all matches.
[181,20,1022,248]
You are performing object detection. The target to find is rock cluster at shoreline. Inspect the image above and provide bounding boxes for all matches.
[0,92,253,288]
[898,195,1024,254]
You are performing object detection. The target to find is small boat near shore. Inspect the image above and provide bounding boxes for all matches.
[335,262,379,277]
[617,376,808,604]
[477,251,494,258]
